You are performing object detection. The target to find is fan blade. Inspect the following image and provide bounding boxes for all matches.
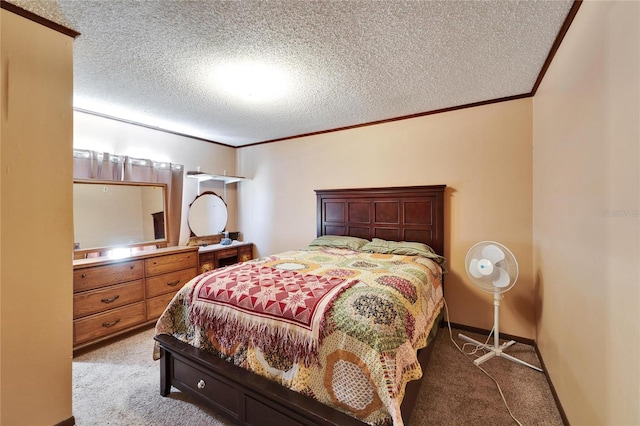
[469,258,483,278]
[482,244,505,265]
[493,267,510,287]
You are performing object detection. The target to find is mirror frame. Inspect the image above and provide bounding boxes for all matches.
[187,191,228,237]
[73,179,169,259]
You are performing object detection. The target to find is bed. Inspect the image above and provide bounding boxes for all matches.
[154,185,446,425]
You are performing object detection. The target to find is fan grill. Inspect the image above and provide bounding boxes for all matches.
[465,241,518,293]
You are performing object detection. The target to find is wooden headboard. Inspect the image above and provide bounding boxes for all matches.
[315,185,446,256]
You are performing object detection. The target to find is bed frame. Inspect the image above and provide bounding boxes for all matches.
[155,185,446,425]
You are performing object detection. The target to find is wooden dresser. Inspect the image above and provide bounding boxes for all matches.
[197,242,253,274]
[73,246,199,351]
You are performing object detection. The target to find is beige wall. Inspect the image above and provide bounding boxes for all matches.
[238,98,535,338]
[6,2,633,425]
[533,1,639,424]
[74,112,238,244]
[1,10,75,425]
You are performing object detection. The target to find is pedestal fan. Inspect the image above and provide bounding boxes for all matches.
[458,241,542,372]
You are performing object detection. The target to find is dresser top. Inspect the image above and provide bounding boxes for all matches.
[73,245,198,269]
[197,241,252,253]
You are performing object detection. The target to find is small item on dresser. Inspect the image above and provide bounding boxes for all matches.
[220,231,232,246]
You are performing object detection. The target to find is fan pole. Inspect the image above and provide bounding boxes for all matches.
[458,291,542,372]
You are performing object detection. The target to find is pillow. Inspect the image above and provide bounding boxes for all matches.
[361,238,447,265]
[308,235,370,250]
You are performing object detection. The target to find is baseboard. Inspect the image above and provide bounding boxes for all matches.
[54,415,75,426]
[448,322,536,346]
[534,344,570,426]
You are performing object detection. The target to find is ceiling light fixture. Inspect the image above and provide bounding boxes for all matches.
[212,61,290,103]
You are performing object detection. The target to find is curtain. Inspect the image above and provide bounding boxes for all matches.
[123,157,184,246]
[73,149,184,246]
[73,150,125,180]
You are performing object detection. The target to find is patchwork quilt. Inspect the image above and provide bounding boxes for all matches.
[155,247,444,426]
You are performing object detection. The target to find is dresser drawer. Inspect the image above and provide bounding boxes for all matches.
[214,248,238,260]
[147,292,178,320]
[145,252,198,276]
[74,260,144,292]
[238,245,253,263]
[146,267,197,298]
[74,302,145,344]
[74,280,144,319]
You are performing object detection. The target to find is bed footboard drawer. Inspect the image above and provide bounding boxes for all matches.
[74,302,146,345]
[156,334,368,426]
[172,357,241,420]
[245,397,304,426]
[170,356,303,425]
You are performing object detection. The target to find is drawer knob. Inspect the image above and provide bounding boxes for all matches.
[130,265,135,269]
[101,295,120,304]
[167,280,180,287]
[197,379,206,389]
[81,273,87,278]
[102,319,121,328]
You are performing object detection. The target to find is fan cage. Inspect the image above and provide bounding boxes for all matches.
[464,241,518,293]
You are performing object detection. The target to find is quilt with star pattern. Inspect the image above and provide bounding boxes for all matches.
[154,246,443,426]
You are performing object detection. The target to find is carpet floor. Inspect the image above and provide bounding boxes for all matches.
[72,325,563,425]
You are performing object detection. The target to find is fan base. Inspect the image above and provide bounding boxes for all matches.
[458,333,543,372]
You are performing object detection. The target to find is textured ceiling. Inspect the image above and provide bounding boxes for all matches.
[12,0,575,147]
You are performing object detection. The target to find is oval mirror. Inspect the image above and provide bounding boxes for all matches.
[188,191,228,236]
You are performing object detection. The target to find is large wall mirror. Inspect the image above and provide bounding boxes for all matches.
[73,180,168,256]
